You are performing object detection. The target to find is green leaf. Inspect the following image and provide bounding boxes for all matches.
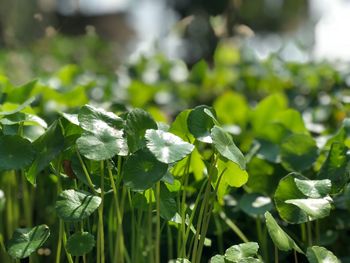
[145,129,194,164]
[171,147,205,180]
[123,149,168,191]
[7,225,50,259]
[125,108,157,153]
[273,109,308,134]
[317,142,350,194]
[187,105,215,143]
[210,254,225,263]
[78,104,123,134]
[264,212,303,253]
[76,130,128,160]
[26,121,64,185]
[0,112,47,128]
[225,242,259,261]
[76,105,127,160]
[169,258,191,263]
[285,198,332,221]
[0,135,36,171]
[294,178,331,198]
[0,97,35,116]
[306,246,340,263]
[66,232,95,256]
[215,158,249,202]
[211,126,246,170]
[281,134,318,172]
[0,189,5,212]
[251,93,287,134]
[274,173,309,224]
[55,189,101,221]
[238,193,273,217]
[213,91,248,126]
[159,183,177,220]
[169,110,195,143]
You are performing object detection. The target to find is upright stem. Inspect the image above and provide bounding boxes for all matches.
[98,161,105,263]
[155,182,161,263]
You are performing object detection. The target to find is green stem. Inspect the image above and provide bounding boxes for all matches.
[98,161,105,263]
[301,223,307,244]
[155,182,161,263]
[219,211,249,243]
[307,220,312,246]
[147,190,154,262]
[63,222,74,263]
[274,245,278,263]
[294,250,298,263]
[76,149,97,194]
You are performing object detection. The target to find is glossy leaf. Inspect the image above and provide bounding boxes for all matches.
[211,126,246,170]
[76,130,127,160]
[7,225,50,259]
[0,135,36,171]
[66,232,95,256]
[145,129,194,164]
[125,108,157,153]
[285,198,332,221]
[264,212,303,253]
[225,242,259,261]
[306,246,340,263]
[55,189,101,221]
[187,105,215,143]
[281,134,318,172]
[123,149,168,191]
[26,121,64,185]
[274,173,309,224]
[78,104,123,134]
[294,178,331,198]
[318,142,350,194]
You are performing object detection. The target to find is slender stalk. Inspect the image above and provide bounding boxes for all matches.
[274,245,278,263]
[98,161,105,263]
[219,212,249,243]
[301,223,307,244]
[214,215,224,254]
[147,190,154,262]
[167,224,173,261]
[294,250,298,263]
[307,220,312,246]
[191,154,218,263]
[155,182,161,263]
[76,150,97,194]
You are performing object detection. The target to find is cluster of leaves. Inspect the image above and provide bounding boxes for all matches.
[0,42,350,262]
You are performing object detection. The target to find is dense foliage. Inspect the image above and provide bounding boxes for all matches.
[0,42,350,263]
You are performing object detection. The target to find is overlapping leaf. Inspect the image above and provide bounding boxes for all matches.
[145,129,194,164]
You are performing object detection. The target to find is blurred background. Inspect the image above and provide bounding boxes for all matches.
[0,0,349,84]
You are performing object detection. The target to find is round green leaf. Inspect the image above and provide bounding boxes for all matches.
[123,149,168,191]
[225,242,260,261]
[145,129,194,164]
[264,212,303,253]
[125,108,157,153]
[285,197,332,221]
[55,189,101,221]
[7,225,50,259]
[294,178,331,198]
[317,142,350,194]
[0,135,36,171]
[76,131,128,160]
[239,193,272,217]
[187,105,215,143]
[78,104,123,134]
[280,134,318,172]
[169,109,195,142]
[66,232,95,256]
[210,254,225,263]
[306,246,340,263]
[211,126,246,169]
[274,173,309,224]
